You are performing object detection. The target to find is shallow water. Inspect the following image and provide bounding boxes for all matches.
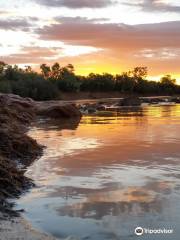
[17,105,180,240]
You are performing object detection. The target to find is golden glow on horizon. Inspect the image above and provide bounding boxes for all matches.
[146,74,180,84]
[75,66,180,84]
[1,0,180,83]
[16,63,180,85]
[75,64,122,76]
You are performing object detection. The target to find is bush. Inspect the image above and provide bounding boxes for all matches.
[11,78,59,101]
[0,62,179,99]
[0,81,12,93]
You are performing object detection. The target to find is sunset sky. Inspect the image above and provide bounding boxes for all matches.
[0,0,180,82]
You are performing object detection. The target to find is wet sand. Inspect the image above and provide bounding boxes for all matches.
[0,213,57,240]
[0,213,81,240]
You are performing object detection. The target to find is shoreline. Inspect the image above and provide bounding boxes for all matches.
[59,91,180,101]
[0,93,81,240]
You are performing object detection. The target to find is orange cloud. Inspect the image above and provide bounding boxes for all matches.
[1,16,180,80]
[37,18,180,50]
[35,17,180,77]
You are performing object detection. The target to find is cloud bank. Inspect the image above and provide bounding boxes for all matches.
[0,17,38,31]
[124,0,180,13]
[37,17,180,51]
[33,0,116,8]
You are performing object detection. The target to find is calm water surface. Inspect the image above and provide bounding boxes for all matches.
[17,105,180,240]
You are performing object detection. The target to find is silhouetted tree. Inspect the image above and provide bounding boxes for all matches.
[57,65,80,92]
[51,62,61,80]
[160,75,176,94]
[40,63,51,79]
[131,67,148,80]
[115,72,135,93]
[0,62,179,99]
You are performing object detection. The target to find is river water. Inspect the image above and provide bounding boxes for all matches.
[16,105,180,240]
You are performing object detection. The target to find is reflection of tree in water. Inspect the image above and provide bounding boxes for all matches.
[34,105,179,130]
[159,105,179,118]
[81,107,146,125]
[34,117,81,131]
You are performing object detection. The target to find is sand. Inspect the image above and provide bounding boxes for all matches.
[0,214,58,240]
[0,213,81,240]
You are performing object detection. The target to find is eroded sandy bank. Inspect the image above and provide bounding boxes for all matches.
[0,94,81,240]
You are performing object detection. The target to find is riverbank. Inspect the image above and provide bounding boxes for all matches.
[59,91,180,101]
[0,93,81,239]
[0,94,42,214]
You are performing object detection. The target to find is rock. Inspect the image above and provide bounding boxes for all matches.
[0,156,30,207]
[0,94,42,166]
[0,128,42,165]
[120,97,141,106]
[170,97,180,103]
[96,104,106,111]
[37,104,82,119]
[87,107,96,114]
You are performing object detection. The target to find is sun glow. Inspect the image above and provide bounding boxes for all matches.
[0,0,180,83]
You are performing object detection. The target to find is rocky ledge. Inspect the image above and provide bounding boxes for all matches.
[0,94,81,215]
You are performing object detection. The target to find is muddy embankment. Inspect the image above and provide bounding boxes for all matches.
[0,94,81,215]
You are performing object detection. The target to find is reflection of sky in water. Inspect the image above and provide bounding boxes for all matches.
[16,105,180,240]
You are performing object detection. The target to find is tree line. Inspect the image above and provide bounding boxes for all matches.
[0,61,179,100]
